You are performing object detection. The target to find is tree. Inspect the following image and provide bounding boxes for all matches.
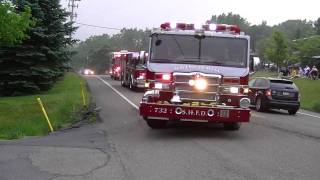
[315,18,320,35]
[247,21,273,54]
[0,1,34,45]
[295,36,320,57]
[0,0,76,96]
[70,28,150,73]
[208,12,250,31]
[265,31,289,74]
[276,20,315,40]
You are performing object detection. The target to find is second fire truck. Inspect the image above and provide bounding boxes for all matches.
[139,22,251,130]
[109,50,130,80]
[120,51,148,90]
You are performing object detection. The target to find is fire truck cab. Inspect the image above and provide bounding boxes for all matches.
[140,22,251,130]
[120,51,148,90]
[109,50,130,80]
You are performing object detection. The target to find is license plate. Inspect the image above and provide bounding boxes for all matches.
[220,110,229,118]
[283,92,290,96]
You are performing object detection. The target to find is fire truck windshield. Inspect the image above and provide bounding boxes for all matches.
[150,34,248,67]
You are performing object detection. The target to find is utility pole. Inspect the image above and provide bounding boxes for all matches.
[68,0,81,38]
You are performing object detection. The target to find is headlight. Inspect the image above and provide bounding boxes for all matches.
[243,88,249,94]
[229,87,239,94]
[195,79,207,91]
[240,98,250,108]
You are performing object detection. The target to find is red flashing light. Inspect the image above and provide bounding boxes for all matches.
[223,77,240,84]
[186,24,195,30]
[160,22,170,30]
[162,74,171,81]
[216,24,227,31]
[115,66,121,72]
[202,24,210,31]
[230,25,241,33]
[160,22,241,34]
[176,23,187,30]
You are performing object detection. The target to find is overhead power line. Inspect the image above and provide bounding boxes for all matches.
[75,22,122,30]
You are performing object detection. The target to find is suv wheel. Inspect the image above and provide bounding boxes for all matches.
[255,97,266,112]
[223,123,240,131]
[146,119,167,129]
[288,109,298,115]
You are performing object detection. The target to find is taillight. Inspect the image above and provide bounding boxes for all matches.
[266,89,272,96]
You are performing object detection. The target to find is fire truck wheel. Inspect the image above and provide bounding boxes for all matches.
[129,78,133,90]
[121,77,125,87]
[146,119,168,129]
[223,123,240,131]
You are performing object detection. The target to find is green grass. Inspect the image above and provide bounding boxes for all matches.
[250,71,320,112]
[0,73,90,139]
[293,79,320,112]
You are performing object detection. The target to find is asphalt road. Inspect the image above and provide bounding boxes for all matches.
[1,75,320,180]
[88,75,320,180]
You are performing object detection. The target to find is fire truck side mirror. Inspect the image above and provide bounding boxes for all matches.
[155,39,162,46]
[142,64,147,69]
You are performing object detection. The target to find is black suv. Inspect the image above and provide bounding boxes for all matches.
[248,77,300,115]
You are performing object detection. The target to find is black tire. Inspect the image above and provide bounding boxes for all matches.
[223,123,240,131]
[129,77,135,91]
[288,109,298,115]
[120,76,125,87]
[146,119,167,129]
[255,96,267,112]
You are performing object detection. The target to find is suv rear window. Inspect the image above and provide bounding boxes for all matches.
[270,80,294,88]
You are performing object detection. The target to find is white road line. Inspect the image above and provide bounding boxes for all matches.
[96,76,139,110]
[297,112,320,119]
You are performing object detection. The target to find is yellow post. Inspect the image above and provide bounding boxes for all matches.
[80,82,86,106]
[37,98,54,132]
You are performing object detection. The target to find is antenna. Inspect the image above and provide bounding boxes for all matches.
[68,0,81,38]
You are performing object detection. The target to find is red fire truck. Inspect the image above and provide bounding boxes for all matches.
[120,51,147,90]
[109,50,130,80]
[139,22,251,130]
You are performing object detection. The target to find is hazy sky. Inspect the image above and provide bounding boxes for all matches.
[61,0,320,41]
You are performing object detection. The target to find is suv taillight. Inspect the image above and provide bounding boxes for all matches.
[266,89,272,96]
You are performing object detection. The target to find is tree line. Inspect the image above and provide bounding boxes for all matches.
[72,12,320,74]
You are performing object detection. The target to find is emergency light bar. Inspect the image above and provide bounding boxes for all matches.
[160,22,241,34]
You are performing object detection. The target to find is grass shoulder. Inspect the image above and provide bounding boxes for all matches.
[0,73,93,139]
